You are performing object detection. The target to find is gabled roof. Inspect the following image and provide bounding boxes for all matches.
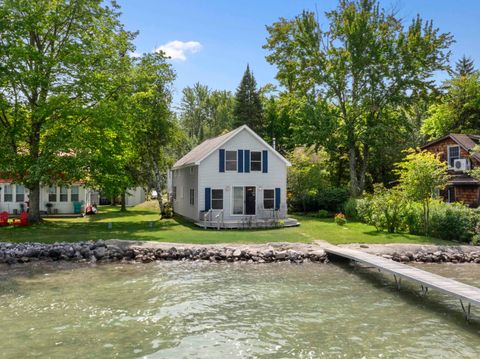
[421,133,480,162]
[172,125,291,169]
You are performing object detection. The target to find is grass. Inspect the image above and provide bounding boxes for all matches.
[0,202,452,245]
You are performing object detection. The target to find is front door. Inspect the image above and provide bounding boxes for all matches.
[245,186,256,215]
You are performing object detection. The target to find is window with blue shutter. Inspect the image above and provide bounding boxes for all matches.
[262,150,268,173]
[219,149,225,172]
[244,150,250,172]
[205,188,211,211]
[238,150,244,172]
[275,188,281,210]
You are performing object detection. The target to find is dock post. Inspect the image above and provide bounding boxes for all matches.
[393,274,401,290]
[460,300,472,322]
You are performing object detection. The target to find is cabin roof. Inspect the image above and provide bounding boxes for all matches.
[421,133,480,162]
[172,125,291,169]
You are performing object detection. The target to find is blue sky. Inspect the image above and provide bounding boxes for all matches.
[117,0,480,105]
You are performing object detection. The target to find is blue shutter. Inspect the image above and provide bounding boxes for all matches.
[238,150,244,173]
[262,150,268,173]
[205,188,211,211]
[219,149,225,172]
[244,150,250,173]
[275,188,281,210]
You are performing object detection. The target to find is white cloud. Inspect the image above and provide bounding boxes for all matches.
[129,50,142,58]
[155,40,202,61]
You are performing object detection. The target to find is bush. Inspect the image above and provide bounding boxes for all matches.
[316,209,330,218]
[288,186,350,213]
[343,197,358,220]
[335,213,347,226]
[429,202,479,242]
[162,202,174,218]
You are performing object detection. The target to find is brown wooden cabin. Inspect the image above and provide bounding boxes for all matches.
[421,134,480,207]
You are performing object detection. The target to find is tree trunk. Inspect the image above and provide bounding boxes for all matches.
[348,146,361,197]
[120,191,127,212]
[28,182,42,222]
[151,156,164,217]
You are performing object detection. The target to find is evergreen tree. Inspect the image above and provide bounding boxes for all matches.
[233,65,263,132]
[454,55,476,77]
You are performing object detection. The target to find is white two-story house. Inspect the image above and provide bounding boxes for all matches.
[170,125,298,228]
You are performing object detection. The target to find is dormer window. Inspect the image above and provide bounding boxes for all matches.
[448,145,460,168]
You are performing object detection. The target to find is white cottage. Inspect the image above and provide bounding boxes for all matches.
[170,125,298,228]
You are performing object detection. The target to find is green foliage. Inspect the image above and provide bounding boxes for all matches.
[429,201,479,242]
[316,210,331,218]
[179,83,234,143]
[422,72,480,138]
[264,0,453,196]
[454,55,476,77]
[334,213,347,226]
[343,197,358,220]
[233,65,264,133]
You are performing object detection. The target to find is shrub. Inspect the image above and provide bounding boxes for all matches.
[429,202,479,242]
[335,213,347,226]
[317,209,330,218]
[343,197,358,220]
[162,202,174,218]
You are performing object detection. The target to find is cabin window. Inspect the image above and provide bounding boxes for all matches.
[251,151,262,171]
[71,186,79,202]
[225,151,237,171]
[4,185,12,202]
[233,187,244,214]
[15,185,25,202]
[172,186,177,200]
[211,189,223,210]
[189,189,195,205]
[263,189,275,209]
[59,186,68,202]
[189,167,194,174]
[448,146,460,168]
[48,186,57,202]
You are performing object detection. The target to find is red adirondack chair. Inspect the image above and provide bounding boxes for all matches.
[0,211,9,226]
[12,211,28,227]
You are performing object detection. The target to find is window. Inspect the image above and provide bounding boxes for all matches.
[189,167,194,174]
[448,146,460,168]
[190,189,195,205]
[211,189,223,209]
[251,151,262,171]
[233,187,243,214]
[264,189,275,209]
[71,186,79,202]
[4,185,12,202]
[16,185,25,202]
[225,151,237,171]
[172,186,177,200]
[60,186,68,202]
[48,186,57,202]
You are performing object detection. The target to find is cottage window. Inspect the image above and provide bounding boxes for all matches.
[189,189,195,205]
[448,146,460,168]
[48,186,57,202]
[16,185,25,202]
[225,151,237,171]
[60,186,68,202]
[233,187,244,214]
[251,151,262,171]
[71,186,79,202]
[172,186,177,200]
[263,189,275,209]
[4,185,12,202]
[211,189,223,210]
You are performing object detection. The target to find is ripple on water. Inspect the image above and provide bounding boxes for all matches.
[0,261,479,358]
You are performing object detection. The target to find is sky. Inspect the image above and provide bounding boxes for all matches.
[117,0,480,106]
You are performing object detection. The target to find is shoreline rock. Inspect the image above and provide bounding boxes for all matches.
[1,240,479,265]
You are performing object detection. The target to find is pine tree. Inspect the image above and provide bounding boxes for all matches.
[454,55,476,77]
[233,65,263,132]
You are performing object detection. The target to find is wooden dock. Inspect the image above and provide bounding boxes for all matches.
[325,246,480,321]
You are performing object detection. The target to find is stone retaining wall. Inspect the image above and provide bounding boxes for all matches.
[1,240,480,265]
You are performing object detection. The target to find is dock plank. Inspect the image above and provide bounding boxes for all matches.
[325,246,480,307]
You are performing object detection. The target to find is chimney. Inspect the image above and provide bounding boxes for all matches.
[272,137,276,150]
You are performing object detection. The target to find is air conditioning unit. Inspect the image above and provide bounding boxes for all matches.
[453,158,470,171]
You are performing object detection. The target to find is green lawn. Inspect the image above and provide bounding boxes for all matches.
[0,203,451,245]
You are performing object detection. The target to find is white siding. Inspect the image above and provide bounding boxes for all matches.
[125,187,146,207]
[172,165,199,220]
[198,129,288,221]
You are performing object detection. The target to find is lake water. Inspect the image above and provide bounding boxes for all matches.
[0,261,479,358]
